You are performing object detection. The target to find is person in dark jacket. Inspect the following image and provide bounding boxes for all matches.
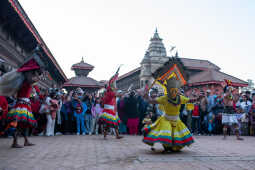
[124,91,140,135]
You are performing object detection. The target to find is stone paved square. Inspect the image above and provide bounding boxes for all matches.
[0,135,255,170]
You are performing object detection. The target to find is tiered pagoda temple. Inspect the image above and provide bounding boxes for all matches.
[117,29,248,95]
[63,58,103,92]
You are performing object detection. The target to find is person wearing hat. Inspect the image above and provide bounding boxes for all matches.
[0,48,46,148]
[143,77,195,152]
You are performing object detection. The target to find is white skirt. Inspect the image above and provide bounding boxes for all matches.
[222,113,239,125]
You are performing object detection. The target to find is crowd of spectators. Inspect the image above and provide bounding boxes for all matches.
[1,85,255,138]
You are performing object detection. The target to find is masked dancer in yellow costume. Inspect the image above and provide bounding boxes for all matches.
[143,76,195,153]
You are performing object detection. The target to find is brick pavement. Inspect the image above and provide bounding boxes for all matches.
[0,135,255,170]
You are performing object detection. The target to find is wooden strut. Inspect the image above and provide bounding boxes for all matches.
[146,79,158,94]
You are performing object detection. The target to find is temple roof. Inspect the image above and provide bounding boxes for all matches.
[118,67,141,80]
[71,58,94,77]
[147,29,167,57]
[63,76,103,88]
[71,58,94,70]
[117,58,247,87]
[181,58,220,70]
[188,69,248,87]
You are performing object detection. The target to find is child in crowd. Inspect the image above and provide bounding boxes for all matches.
[142,114,152,128]
[91,98,103,135]
[142,114,155,151]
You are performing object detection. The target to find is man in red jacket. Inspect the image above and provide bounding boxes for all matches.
[0,96,9,135]
[192,102,200,135]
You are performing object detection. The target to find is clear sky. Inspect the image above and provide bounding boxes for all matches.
[19,0,255,82]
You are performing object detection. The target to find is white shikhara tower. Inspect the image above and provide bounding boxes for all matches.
[140,29,169,89]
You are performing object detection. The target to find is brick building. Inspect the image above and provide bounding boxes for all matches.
[0,0,67,88]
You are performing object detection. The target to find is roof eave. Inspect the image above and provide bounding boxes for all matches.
[63,84,103,88]
[187,81,248,87]
[9,0,67,81]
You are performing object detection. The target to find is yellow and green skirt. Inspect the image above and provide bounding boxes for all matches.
[7,103,37,128]
[142,116,194,151]
[98,109,120,128]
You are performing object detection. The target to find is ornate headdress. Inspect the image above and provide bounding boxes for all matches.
[165,76,181,89]
[152,57,188,91]
[0,45,47,97]
[18,45,46,73]
[224,79,234,93]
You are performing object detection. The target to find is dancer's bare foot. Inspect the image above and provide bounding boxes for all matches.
[24,142,35,146]
[11,143,23,148]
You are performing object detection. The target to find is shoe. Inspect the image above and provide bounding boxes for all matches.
[55,132,62,136]
[11,143,23,148]
[82,133,86,135]
[38,132,44,136]
[24,142,35,147]
[76,133,80,136]
[237,137,244,140]
[116,136,123,139]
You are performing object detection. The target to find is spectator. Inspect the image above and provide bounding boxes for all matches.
[192,101,200,134]
[72,89,87,135]
[84,94,93,135]
[91,98,103,135]
[240,94,252,113]
[0,96,8,136]
[199,91,208,135]
[124,91,140,135]
[249,93,255,136]
[61,93,73,135]
[46,91,59,137]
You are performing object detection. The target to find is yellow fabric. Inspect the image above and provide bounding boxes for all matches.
[149,117,191,137]
[186,103,194,111]
[156,95,189,116]
[100,112,120,122]
[163,144,183,151]
[8,108,34,118]
[143,94,194,150]
[144,115,193,150]
[142,118,152,124]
